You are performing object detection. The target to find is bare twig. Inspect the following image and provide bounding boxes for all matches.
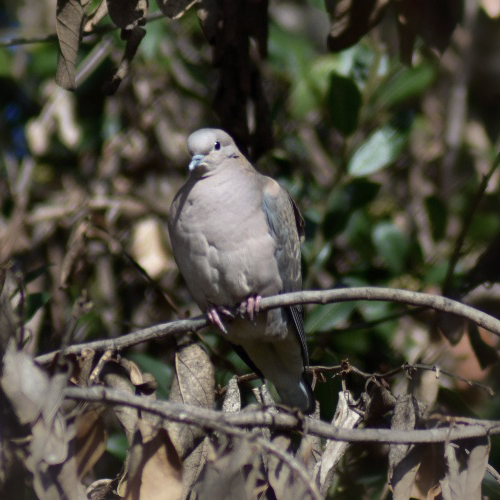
[64,386,500,444]
[322,361,495,396]
[36,286,500,365]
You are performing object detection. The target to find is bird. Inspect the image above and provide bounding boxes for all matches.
[168,128,315,414]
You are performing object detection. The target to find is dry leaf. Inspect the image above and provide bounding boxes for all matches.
[440,438,489,500]
[314,391,362,495]
[388,396,427,498]
[222,376,241,413]
[181,437,210,500]
[395,0,462,64]
[131,217,170,279]
[167,339,215,458]
[106,0,147,30]
[193,438,261,500]
[325,0,389,51]
[74,406,107,478]
[55,0,89,89]
[122,425,183,500]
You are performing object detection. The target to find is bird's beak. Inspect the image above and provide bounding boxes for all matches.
[189,154,205,172]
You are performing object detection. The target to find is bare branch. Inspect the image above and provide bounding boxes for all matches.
[36,286,500,365]
[64,386,500,444]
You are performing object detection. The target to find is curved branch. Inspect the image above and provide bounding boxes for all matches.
[37,286,500,365]
[64,386,500,444]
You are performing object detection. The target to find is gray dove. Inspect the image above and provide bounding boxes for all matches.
[168,128,314,414]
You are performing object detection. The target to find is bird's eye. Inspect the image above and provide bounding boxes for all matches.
[214,141,221,151]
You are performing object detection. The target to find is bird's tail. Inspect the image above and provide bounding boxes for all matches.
[275,372,315,414]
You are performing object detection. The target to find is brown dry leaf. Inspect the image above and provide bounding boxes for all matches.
[106,0,147,30]
[118,357,157,392]
[70,348,96,386]
[325,0,389,51]
[296,408,322,476]
[121,423,183,500]
[167,339,215,458]
[314,391,362,495]
[28,450,87,500]
[1,349,86,499]
[193,438,261,500]
[1,349,53,425]
[388,396,427,499]
[440,438,489,500]
[102,359,157,441]
[222,376,241,413]
[74,405,107,478]
[268,434,310,500]
[180,437,210,500]
[157,0,198,19]
[55,0,90,90]
[395,0,462,64]
[131,217,171,279]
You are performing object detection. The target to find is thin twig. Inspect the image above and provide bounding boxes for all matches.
[442,152,500,295]
[320,361,495,396]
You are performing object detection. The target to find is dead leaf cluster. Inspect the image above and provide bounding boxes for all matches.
[2,267,500,499]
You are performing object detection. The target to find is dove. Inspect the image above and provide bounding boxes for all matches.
[168,128,315,413]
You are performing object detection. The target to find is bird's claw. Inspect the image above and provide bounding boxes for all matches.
[238,294,262,321]
[207,305,234,334]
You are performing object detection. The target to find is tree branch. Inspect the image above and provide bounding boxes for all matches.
[64,386,500,444]
[36,286,500,365]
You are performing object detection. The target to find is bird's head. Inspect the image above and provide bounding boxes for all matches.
[187,128,240,176]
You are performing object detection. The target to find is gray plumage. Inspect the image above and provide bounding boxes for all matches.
[168,128,314,413]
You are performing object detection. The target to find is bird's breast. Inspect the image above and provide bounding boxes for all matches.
[170,174,282,308]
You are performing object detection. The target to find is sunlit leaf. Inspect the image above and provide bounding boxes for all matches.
[348,125,407,177]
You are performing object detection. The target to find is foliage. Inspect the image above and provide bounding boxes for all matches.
[1,0,500,499]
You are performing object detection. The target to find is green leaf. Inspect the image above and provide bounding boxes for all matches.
[306,301,356,334]
[327,72,362,136]
[24,292,51,321]
[107,432,128,461]
[0,48,12,77]
[348,125,407,177]
[374,64,436,109]
[372,221,409,275]
[425,195,447,241]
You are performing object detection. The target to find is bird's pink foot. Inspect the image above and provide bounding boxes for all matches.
[238,294,262,321]
[207,305,234,334]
